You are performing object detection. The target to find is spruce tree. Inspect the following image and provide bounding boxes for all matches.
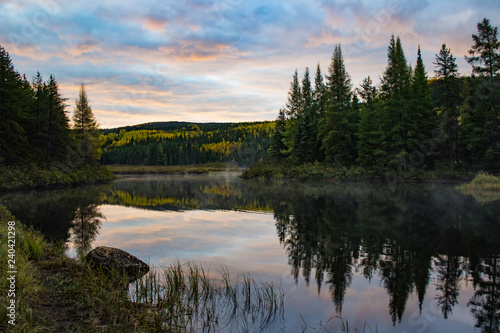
[73,83,100,164]
[294,68,316,163]
[411,46,436,167]
[380,36,413,170]
[463,18,500,171]
[46,75,73,163]
[312,63,326,161]
[465,18,500,78]
[268,109,288,160]
[0,46,29,165]
[356,77,386,168]
[282,70,302,158]
[320,44,356,165]
[433,43,461,166]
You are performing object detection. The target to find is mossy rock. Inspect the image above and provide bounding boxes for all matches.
[86,246,149,281]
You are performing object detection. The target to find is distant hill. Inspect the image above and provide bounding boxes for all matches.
[100,121,276,166]
[101,121,264,134]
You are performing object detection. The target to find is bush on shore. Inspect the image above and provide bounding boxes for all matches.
[0,164,115,191]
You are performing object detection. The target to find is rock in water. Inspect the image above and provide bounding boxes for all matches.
[86,246,149,281]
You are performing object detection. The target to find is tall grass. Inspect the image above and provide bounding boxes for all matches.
[129,261,284,332]
[458,172,500,203]
[0,205,46,332]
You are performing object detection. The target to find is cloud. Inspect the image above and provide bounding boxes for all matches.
[1,0,500,127]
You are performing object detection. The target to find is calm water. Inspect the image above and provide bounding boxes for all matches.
[2,172,500,332]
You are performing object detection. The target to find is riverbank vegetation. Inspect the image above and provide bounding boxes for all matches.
[0,46,113,191]
[0,205,284,332]
[249,18,500,180]
[458,172,500,203]
[107,162,242,175]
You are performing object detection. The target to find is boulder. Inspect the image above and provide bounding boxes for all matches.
[86,246,149,281]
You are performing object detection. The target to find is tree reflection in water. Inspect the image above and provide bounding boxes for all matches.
[70,203,105,259]
[2,175,499,331]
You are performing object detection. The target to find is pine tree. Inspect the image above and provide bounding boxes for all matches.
[268,109,288,160]
[356,77,386,168]
[45,75,73,163]
[294,67,316,163]
[465,18,500,78]
[463,18,500,171]
[282,70,302,158]
[312,63,326,162]
[73,83,100,164]
[285,70,302,118]
[411,46,436,167]
[379,36,413,170]
[433,43,461,166]
[320,44,356,165]
[0,46,30,165]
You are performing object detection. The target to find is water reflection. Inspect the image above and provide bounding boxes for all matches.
[0,185,108,258]
[1,174,499,332]
[70,203,105,258]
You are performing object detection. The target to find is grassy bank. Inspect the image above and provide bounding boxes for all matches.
[0,164,115,191]
[0,205,284,332]
[458,172,500,203]
[241,161,472,182]
[107,162,243,175]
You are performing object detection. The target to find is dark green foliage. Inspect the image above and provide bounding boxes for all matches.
[379,35,414,169]
[73,84,100,164]
[433,44,462,166]
[410,47,437,167]
[356,77,386,168]
[100,122,275,166]
[294,67,317,163]
[0,46,31,165]
[0,44,111,190]
[465,18,500,78]
[261,18,500,177]
[268,110,287,160]
[319,44,357,165]
[0,47,74,166]
[462,18,500,172]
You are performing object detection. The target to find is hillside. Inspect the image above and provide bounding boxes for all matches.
[100,121,275,166]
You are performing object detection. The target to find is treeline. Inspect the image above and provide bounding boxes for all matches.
[100,122,275,166]
[0,45,112,189]
[267,18,500,174]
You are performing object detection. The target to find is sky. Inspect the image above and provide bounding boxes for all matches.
[1,0,499,128]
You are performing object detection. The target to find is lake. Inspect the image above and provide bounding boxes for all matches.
[2,172,499,332]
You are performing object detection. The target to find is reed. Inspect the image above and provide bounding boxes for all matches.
[129,261,284,332]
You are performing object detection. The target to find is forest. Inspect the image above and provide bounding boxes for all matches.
[1,18,499,181]
[262,18,500,176]
[0,46,112,190]
[100,121,275,166]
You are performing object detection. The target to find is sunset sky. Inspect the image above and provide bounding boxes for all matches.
[1,0,499,128]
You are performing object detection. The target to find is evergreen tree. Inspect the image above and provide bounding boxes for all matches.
[73,84,100,164]
[356,77,386,168]
[465,18,500,78]
[380,36,413,170]
[320,44,356,165]
[294,68,316,163]
[312,63,326,161]
[268,109,288,160]
[282,70,302,158]
[0,46,30,165]
[463,18,500,171]
[411,46,436,168]
[433,43,462,166]
[285,69,302,118]
[45,75,73,163]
